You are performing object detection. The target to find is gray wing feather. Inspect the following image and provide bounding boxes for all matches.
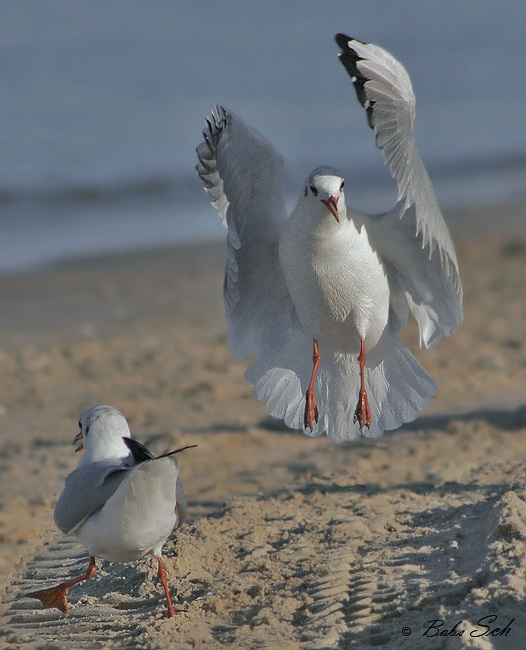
[54,461,130,534]
[336,35,462,348]
[358,207,462,349]
[175,477,187,527]
[196,106,300,360]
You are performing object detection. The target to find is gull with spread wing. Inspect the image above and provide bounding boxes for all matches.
[196,34,462,442]
[28,405,194,617]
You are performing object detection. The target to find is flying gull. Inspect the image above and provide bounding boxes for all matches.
[196,34,462,441]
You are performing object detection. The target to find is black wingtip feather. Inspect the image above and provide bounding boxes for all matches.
[157,444,198,459]
[123,437,155,464]
[334,33,366,49]
[202,106,228,151]
[334,34,376,130]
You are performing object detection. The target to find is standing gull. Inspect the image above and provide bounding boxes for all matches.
[196,34,462,442]
[28,405,194,617]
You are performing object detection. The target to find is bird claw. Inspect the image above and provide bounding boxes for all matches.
[27,583,71,614]
[354,389,372,430]
[304,395,319,431]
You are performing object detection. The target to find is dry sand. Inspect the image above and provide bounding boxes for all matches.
[1,205,526,649]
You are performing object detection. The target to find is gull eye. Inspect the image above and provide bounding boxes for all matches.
[340,180,345,191]
[309,184,318,196]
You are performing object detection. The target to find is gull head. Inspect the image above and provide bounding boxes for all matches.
[303,166,346,223]
[75,405,133,466]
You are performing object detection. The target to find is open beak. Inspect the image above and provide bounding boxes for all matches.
[322,196,339,222]
[73,431,83,452]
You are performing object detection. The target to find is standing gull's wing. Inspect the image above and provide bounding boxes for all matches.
[197,106,300,360]
[54,461,131,535]
[123,436,188,526]
[335,34,462,348]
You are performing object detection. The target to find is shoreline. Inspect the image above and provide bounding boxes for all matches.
[0,196,525,285]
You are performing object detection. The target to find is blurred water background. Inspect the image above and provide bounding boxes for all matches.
[1,0,525,274]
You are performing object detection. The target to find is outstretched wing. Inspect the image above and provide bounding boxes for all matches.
[196,106,301,360]
[335,34,462,349]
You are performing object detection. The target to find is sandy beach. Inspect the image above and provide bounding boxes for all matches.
[1,203,526,650]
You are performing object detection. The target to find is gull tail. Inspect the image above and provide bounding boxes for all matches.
[246,333,436,442]
[245,329,313,432]
[357,334,437,441]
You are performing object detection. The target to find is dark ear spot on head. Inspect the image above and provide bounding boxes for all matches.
[304,186,307,197]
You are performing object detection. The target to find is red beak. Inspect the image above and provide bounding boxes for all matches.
[322,196,339,222]
[73,431,83,452]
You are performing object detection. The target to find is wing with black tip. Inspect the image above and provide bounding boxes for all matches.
[335,34,462,348]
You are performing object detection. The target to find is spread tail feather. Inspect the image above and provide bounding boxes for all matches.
[246,333,436,442]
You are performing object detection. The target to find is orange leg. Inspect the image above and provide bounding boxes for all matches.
[157,554,176,617]
[354,339,372,430]
[27,556,97,614]
[304,339,321,431]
